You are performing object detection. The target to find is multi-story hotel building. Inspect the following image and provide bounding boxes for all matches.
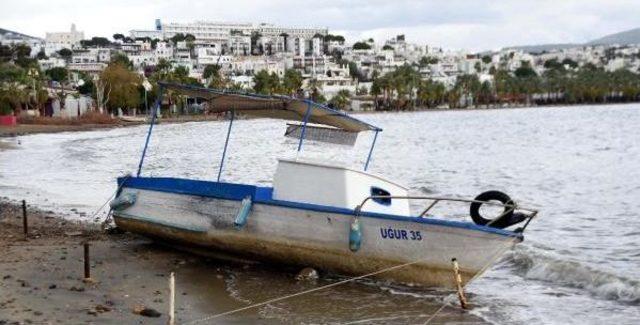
[130,19,328,56]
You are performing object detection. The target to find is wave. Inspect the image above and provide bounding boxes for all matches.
[502,245,640,304]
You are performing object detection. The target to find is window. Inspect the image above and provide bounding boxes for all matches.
[371,187,391,206]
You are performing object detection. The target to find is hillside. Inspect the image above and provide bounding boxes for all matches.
[586,27,640,45]
[504,27,640,53]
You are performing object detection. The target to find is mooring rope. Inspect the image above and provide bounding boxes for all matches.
[183,235,520,325]
[97,175,130,230]
[183,257,436,324]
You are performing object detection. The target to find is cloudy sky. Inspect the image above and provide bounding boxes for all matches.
[1,0,639,51]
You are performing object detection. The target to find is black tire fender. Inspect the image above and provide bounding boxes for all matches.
[469,190,514,229]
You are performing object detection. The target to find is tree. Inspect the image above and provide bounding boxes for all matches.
[282,69,302,95]
[454,74,481,107]
[544,58,564,71]
[80,37,111,48]
[514,61,537,78]
[477,80,494,108]
[382,45,393,51]
[306,78,325,103]
[352,42,372,50]
[184,34,196,42]
[253,70,280,94]
[347,61,364,81]
[110,53,133,69]
[45,67,68,82]
[203,64,227,89]
[417,79,446,108]
[36,50,47,60]
[0,45,13,63]
[252,32,264,55]
[418,56,438,67]
[113,33,125,41]
[0,83,27,115]
[170,33,186,45]
[481,55,492,64]
[150,38,160,49]
[57,48,73,61]
[77,78,95,95]
[324,34,345,43]
[100,62,141,114]
[13,44,31,59]
[329,90,351,110]
[11,44,36,68]
[562,58,578,69]
[203,64,221,79]
[94,77,110,113]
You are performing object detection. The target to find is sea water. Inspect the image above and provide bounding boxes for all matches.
[1,104,639,324]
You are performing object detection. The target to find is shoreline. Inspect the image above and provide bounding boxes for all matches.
[0,198,486,324]
[1,102,636,138]
[349,100,640,115]
[0,115,224,138]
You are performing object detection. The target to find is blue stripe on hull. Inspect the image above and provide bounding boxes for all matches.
[117,177,523,239]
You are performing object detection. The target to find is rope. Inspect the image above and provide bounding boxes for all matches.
[95,175,130,230]
[183,258,434,324]
[184,235,519,325]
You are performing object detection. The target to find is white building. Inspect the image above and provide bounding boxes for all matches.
[309,63,356,98]
[130,19,328,56]
[45,24,84,53]
[0,28,43,55]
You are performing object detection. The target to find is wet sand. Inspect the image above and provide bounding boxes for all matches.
[0,199,487,324]
[0,115,226,138]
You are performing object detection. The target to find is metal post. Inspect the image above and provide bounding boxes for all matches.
[144,88,148,115]
[363,130,379,171]
[217,110,235,182]
[297,101,313,152]
[169,272,175,325]
[22,200,28,239]
[136,87,163,177]
[84,242,91,280]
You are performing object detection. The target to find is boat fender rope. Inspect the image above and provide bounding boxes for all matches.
[234,196,253,229]
[349,217,362,252]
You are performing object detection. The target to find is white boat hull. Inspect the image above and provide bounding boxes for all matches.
[112,178,522,288]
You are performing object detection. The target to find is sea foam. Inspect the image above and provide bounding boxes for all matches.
[503,246,640,304]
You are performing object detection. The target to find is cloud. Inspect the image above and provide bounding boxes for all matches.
[1,0,639,50]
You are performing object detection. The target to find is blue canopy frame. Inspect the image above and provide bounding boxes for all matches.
[136,82,383,180]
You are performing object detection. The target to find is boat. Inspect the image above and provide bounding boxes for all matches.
[110,82,538,288]
[118,115,149,123]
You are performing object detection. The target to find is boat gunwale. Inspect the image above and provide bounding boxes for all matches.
[117,176,524,239]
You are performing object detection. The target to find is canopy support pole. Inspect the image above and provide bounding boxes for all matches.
[363,129,379,171]
[297,101,313,152]
[137,86,163,177]
[217,110,235,182]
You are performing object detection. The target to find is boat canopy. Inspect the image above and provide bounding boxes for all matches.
[137,82,384,179]
[158,81,382,132]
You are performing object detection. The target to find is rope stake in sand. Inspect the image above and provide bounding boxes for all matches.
[83,242,91,280]
[451,258,468,309]
[169,272,175,325]
[22,200,28,240]
[422,236,520,324]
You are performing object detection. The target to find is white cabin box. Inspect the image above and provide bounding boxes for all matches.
[273,159,410,215]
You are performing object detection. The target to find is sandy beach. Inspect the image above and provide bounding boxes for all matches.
[0,199,485,324]
[0,199,250,324]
